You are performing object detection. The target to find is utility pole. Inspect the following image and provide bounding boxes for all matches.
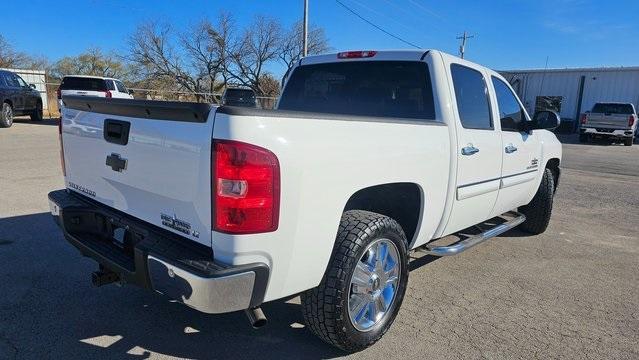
[456,31,474,59]
[303,0,309,57]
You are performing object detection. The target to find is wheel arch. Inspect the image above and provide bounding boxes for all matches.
[342,182,424,248]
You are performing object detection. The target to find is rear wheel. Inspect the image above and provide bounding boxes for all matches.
[30,101,43,121]
[519,168,555,235]
[624,137,633,146]
[0,102,13,128]
[578,133,588,143]
[301,210,409,352]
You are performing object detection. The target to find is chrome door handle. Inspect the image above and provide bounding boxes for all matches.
[505,144,518,154]
[461,146,480,156]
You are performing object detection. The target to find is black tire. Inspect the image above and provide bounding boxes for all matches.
[578,133,588,143]
[0,102,13,128]
[623,138,633,146]
[519,168,555,235]
[30,101,43,121]
[301,210,409,352]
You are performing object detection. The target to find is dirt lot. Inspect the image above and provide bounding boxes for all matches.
[1,119,638,359]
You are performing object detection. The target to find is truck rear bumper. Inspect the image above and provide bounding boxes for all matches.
[48,189,268,314]
[581,127,634,138]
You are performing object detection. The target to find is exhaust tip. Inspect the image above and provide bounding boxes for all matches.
[245,307,267,329]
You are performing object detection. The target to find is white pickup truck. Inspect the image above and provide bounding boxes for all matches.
[49,50,562,352]
[579,102,637,146]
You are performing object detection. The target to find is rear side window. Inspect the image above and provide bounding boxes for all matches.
[492,76,525,132]
[225,89,255,99]
[591,103,634,114]
[106,80,115,91]
[279,61,436,120]
[60,77,107,91]
[451,64,492,129]
[1,73,19,87]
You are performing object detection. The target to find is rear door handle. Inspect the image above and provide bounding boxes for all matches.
[461,146,480,156]
[505,144,518,154]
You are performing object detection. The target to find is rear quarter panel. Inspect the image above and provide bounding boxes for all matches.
[212,113,451,301]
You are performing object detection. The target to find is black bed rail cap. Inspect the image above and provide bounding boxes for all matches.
[62,96,213,123]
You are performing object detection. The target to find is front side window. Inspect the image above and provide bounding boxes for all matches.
[115,81,128,93]
[492,76,525,131]
[450,64,492,129]
[15,75,28,88]
[279,61,436,120]
[2,73,19,87]
[106,80,115,91]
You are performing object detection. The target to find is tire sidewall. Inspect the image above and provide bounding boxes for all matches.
[1,103,13,127]
[338,224,409,347]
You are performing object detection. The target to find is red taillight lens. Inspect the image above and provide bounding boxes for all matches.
[337,50,377,59]
[58,117,66,176]
[580,114,587,124]
[105,90,112,99]
[56,87,61,99]
[213,140,280,234]
[628,115,635,127]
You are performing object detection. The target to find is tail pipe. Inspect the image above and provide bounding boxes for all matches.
[245,307,267,328]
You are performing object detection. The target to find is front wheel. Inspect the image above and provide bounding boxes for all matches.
[519,168,555,234]
[301,210,409,352]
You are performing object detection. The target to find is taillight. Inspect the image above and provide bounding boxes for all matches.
[213,140,280,234]
[580,114,587,124]
[337,50,377,59]
[105,90,112,99]
[56,87,61,100]
[629,115,635,127]
[58,117,66,176]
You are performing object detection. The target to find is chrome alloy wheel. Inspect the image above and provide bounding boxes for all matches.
[348,238,401,332]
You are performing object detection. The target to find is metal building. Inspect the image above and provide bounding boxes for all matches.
[500,66,639,132]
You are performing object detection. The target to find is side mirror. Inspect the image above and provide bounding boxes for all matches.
[530,110,561,130]
[128,89,135,95]
[29,84,36,89]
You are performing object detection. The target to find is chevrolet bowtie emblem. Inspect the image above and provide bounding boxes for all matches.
[106,153,127,172]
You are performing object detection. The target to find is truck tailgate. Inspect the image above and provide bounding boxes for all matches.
[586,113,630,129]
[60,96,215,247]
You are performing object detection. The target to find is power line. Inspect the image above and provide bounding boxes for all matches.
[335,0,421,49]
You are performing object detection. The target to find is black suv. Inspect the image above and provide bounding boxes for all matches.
[0,70,44,128]
[221,87,258,108]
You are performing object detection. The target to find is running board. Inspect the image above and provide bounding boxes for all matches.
[420,212,526,257]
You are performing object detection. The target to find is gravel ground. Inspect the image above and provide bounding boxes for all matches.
[1,119,637,359]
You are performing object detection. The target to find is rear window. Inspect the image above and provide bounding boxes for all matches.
[60,77,107,91]
[591,103,634,114]
[279,61,436,120]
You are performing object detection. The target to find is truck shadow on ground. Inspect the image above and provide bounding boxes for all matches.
[0,212,345,359]
[12,117,59,126]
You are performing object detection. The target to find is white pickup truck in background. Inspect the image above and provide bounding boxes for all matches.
[49,50,562,352]
[580,102,637,146]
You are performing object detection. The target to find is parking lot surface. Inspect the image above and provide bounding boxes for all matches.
[1,119,638,359]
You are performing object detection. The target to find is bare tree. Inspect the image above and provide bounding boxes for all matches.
[0,35,47,70]
[279,21,330,71]
[223,15,282,95]
[49,48,128,80]
[127,21,203,99]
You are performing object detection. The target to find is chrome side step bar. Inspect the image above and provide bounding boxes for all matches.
[421,212,526,257]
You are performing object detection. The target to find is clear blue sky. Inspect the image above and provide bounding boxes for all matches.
[2,0,638,76]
